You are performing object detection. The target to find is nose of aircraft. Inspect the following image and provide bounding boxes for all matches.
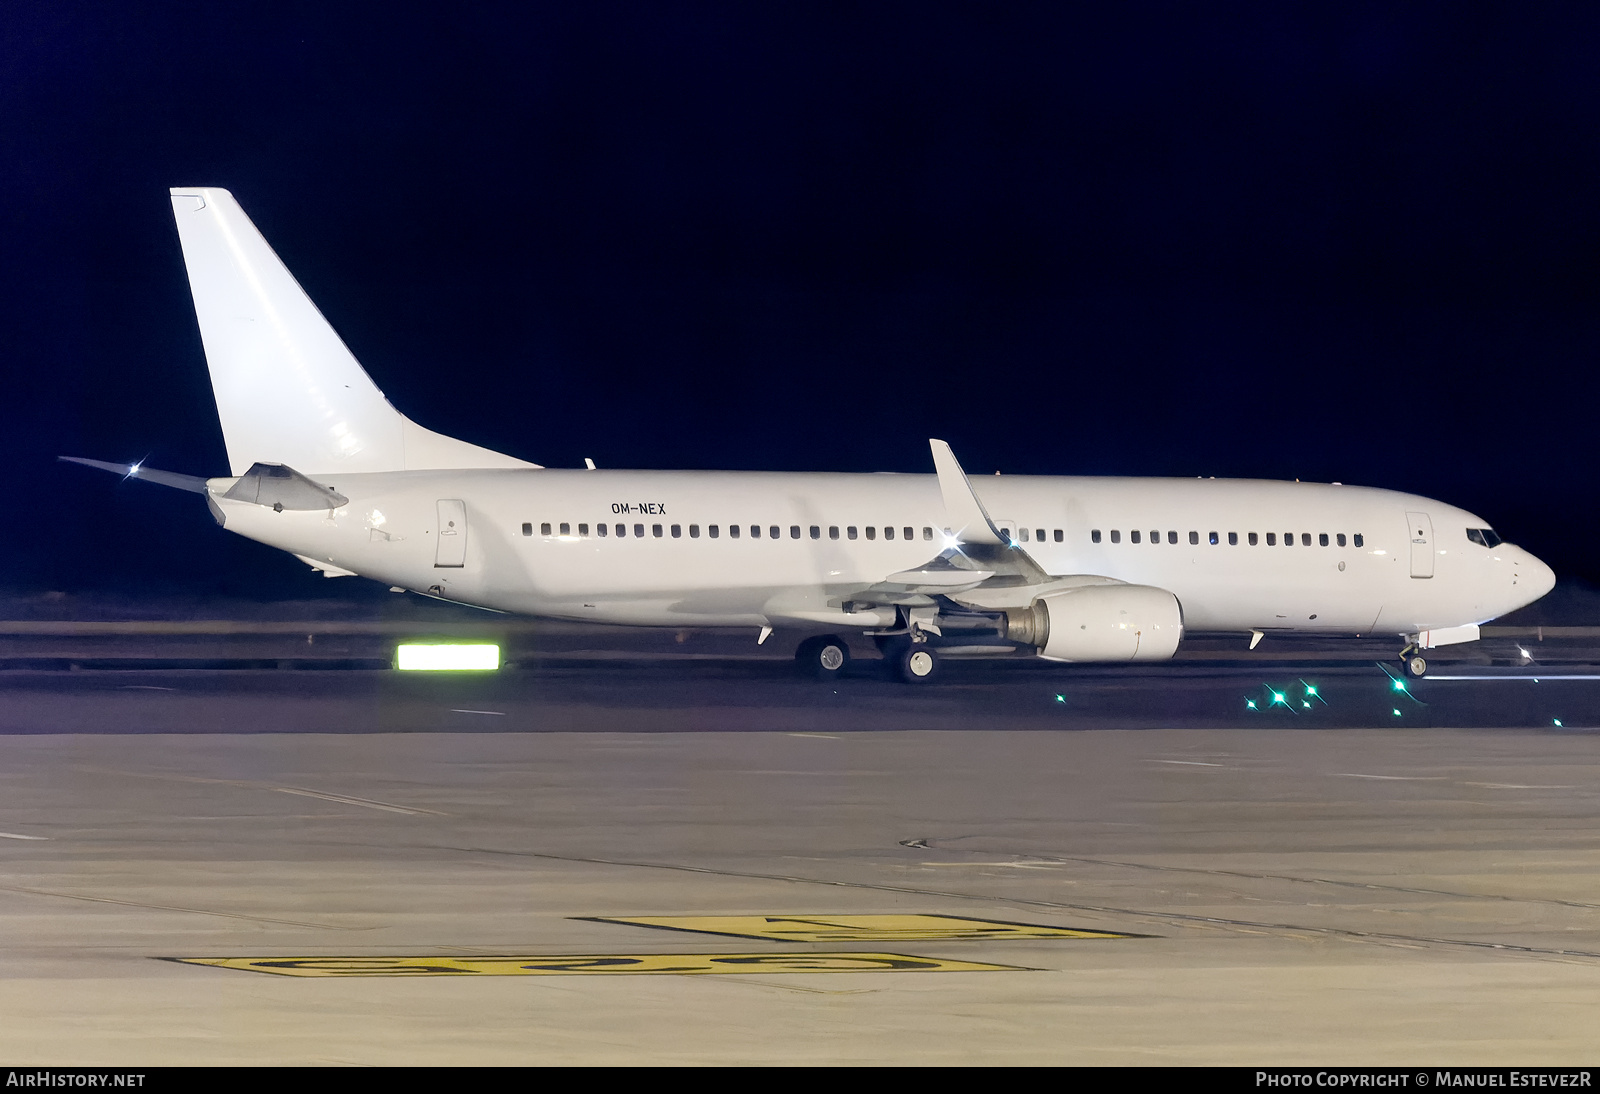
[1520,548,1556,605]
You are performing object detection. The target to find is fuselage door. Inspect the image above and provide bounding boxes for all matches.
[435,499,468,568]
[1406,511,1434,578]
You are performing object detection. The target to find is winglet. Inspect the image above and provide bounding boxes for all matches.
[929,439,1004,545]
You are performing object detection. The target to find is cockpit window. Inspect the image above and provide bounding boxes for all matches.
[1466,528,1503,548]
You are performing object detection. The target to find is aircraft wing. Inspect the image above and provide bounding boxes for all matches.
[842,440,1054,607]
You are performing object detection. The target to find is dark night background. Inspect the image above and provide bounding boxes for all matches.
[4,3,1598,607]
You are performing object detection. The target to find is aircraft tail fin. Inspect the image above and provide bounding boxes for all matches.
[168,188,537,475]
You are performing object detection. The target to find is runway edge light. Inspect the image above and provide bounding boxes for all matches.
[395,643,501,671]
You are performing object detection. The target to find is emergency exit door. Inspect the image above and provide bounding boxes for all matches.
[1406,511,1433,578]
[435,500,467,567]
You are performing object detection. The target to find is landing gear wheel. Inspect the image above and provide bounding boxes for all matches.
[796,635,850,679]
[898,645,940,684]
[1403,654,1427,678]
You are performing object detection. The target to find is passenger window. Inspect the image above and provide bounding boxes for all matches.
[1336,533,1345,547]
[652,524,662,538]
[829,526,840,540]
[1189,531,1199,545]
[791,526,801,539]
[1130,530,1141,544]
[885,526,895,540]
[709,525,719,538]
[1228,532,1238,545]
[866,527,877,541]
[1110,530,1121,544]
[1054,529,1063,543]
[635,524,646,538]
[771,525,780,539]
[671,524,681,538]
[598,523,608,537]
[522,522,533,537]
[616,523,627,537]
[1167,531,1177,544]
[1000,528,1012,541]
[541,522,552,536]
[1037,529,1046,543]
[1319,533,1328,546]
[1266,533,1276,546]
[1353,533,1364,547]
[730,525,740,539]
[560,522,570,536]
[1091,529,1102,543]
[1301,533,1311,546]
[924,527,934,541]
[689,524,700,538]
[1209,531,1218,545]
[848,526,858,540]
[809,526,820,540]
[904,526,914,540]
[1020,528,1030,542]
[1283,532,1292,545]
[1149,530,1158,544]
[578,523,589,537]
[751,525,761,539]
[1248,532,1258,546]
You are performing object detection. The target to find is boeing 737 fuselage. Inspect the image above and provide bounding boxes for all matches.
[65,189,1555,682]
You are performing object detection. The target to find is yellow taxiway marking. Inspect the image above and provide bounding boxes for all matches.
[174,952,1026,977]
[586,914,1142,942]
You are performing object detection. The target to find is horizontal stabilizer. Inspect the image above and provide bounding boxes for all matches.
[60,456,208,494]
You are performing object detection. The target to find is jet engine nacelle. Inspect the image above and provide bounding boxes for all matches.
[1011,584,1184,662]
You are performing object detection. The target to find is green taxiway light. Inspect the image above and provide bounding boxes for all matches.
[1554,719,1563,727]
[396,643,501,671]
[1393,708,1402,717]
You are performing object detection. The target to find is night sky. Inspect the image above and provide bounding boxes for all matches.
[6,3,1600,600]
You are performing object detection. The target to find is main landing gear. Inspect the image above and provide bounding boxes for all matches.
[795,635,851,680]
[898,645,940,683]
[874,634,941,684]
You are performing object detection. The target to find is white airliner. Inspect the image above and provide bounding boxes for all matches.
[64,188,1555,682]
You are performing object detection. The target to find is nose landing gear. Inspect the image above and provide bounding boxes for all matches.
[1399,642,1427,678]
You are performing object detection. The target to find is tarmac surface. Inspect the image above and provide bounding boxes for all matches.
[3,648,1600,1064]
